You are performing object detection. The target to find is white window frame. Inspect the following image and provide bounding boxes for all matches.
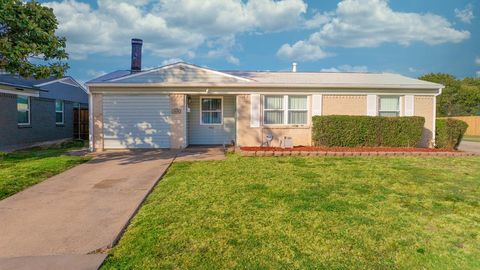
[378,95,401,117]
[263,95,309,125]
[55,100,64,124]
[17,95,30,125]
[200,96,223,125]
[287,95,308,125]
[263,95,285,125]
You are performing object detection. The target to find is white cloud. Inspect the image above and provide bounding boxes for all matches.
[304,12,331,29]
[475,56,480,66]
[226,55,240,65]
[161,58,184,66]
[320,65,368,72]
[46,0,307,61]
[86,69,106,78]
[278,0,470,61]
[455,4,474,24]
[206,35,241,65]
[246,0,307,31]
[277,41,331,61]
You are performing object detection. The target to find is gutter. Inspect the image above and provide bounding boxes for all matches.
[87,85,94,152]
[85,82,444,91]
[0,82,49,92]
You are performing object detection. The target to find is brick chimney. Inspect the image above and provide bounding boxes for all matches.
[131,38,143,72]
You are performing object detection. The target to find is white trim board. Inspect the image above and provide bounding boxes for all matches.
[92,90,440,96]
[312,94,322,116]
[35,77,88,92]
[250,94,260,127]
[0,88,39,97]
[199,96,224,126]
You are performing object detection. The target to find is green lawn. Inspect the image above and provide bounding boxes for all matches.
[103,155,480,270]
[464,135,480,142]
[0,140,90,200]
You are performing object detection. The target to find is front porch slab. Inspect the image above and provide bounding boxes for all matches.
[175,146,226,162]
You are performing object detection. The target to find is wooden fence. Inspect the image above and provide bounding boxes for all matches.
[73,108,89,140]
[439,116,480,136]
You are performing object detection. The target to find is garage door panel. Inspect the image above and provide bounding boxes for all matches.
[103,95,171,149]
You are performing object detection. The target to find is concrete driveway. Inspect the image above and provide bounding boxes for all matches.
[0,150,176,269]
[458,140,480,154]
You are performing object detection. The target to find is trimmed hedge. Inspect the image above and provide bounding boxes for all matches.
[435,118,468,150]
[312,115,425,147]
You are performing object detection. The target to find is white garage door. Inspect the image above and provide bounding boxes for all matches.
[103,95,171,149]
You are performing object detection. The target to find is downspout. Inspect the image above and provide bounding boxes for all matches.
[88,86,94,152]
[432,87,443,147]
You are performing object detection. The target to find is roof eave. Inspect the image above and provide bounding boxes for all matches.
[86,82,443,90]
[0,82,48,92]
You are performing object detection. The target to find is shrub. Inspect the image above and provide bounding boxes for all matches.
[435,118,468,150]
[312,115,425,147]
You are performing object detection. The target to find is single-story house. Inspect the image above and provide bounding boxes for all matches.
[86,39,443,151]
[0,73,89,151]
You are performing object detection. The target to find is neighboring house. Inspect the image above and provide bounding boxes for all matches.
[0,73,89,150]
[86,39,443,151]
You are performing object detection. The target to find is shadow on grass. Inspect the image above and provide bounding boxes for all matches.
[0,140,90,200]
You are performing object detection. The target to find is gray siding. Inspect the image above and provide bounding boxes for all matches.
[188,95,235,145]
[0,93,74,149]
[40,81,88,105]
[103,95,171,149]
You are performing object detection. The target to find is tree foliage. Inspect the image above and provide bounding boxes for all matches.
[419,73,480,116]
[0,0,68,78]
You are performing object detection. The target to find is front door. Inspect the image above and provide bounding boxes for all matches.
[187,95,236,145]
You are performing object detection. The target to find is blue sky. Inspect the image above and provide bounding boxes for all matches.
[40,0,479,83]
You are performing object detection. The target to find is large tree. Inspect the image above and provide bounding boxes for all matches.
[0,0,68,78]
[419,73,480,116]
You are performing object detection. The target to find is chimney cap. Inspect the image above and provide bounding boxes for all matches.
[131,38,143,44]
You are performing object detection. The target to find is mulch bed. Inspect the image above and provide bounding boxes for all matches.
[240,146,456,152]
[239,146,477,157]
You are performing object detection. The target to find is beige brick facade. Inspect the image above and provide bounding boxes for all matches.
[236,95,312,147]
[322,95,367,115]
[169,94,187,149]
[92,93,103,151]
[89,92,436,150]
[414,96,435,147]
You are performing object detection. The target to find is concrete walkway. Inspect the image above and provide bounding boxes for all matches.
[0,150,176,270]
[174,146,226,162]
[459,140,480,154]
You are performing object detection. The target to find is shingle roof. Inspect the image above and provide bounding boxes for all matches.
[86,62,443,90]
[87,70,131,83]
[224,71,443,89]
[0,74,56,89]
[0,73,88,103]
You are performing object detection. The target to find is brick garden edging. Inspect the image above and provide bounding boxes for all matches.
[239,150,478,157]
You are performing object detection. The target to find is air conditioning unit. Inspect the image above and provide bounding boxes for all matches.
[283,136,293,149]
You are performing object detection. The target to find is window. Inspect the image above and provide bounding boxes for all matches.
[288,96,308,124]
[55,100,64,124]
[264,95,308,125]
[264,96,284,124]
[17,95,30,125]
[201,97,222,125]
[378,96,400,117]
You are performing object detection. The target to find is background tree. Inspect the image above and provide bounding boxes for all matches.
[0,0,68,79]
[419,73,480,116]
